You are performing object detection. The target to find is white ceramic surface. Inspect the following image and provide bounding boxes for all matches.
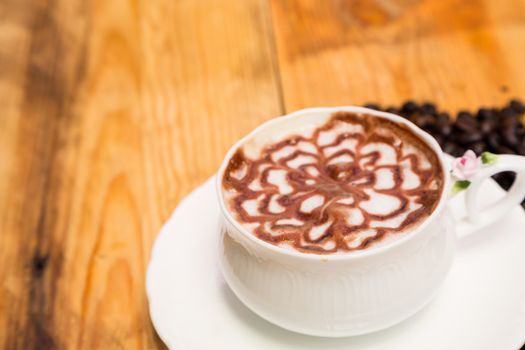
[215,106,525,337]
[146,176,525,350]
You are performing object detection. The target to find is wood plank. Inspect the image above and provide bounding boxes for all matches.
[270,0,525,113]
[0,1,89,348]
[0,0,281,348]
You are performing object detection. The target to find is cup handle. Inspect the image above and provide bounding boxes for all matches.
[454,154,525,238]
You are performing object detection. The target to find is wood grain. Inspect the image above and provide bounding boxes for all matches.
[270,0,525,112]
[0,0,281,348]
[1,0,525,349]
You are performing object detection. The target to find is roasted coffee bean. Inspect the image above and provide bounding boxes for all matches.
[487,132,515,153]
[509,99,525,114]
[364,98,525,154]
[499,106,517,120]
[480,119,496,134]
[364,103,381,110]
[455,112,478,132]
[436,112,450,123]
[457,131,483,145]
[487,134,501,151]
[477,108,495,121]
[443,141,457,154]
[401,100,419,115]
[516,145,525,155]
[385,106,399,114]
[435,113,451,136]
[440,125,452,137]
[423,125,440,136]
[500,127,520,148]
[432,134,445,147]
[516,124,525,137]
[451,147,465,157]
[457,110,475,120]
[469,141,487,155]
[421,102,437,115]
[499,116,519,130]
[437,111,450,121]
[443,141,461,155]
[413,114,435,128]
[496,145,516,154]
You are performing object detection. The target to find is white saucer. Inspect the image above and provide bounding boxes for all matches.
[146,176,525,350]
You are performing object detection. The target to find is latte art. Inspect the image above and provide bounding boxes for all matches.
[222,112,444,254]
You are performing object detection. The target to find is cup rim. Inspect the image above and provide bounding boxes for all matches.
[216,106,451,261]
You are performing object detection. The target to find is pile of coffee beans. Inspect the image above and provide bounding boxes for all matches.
[362,99,525,207]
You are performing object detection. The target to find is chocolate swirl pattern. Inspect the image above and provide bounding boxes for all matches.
[222,112,444,254]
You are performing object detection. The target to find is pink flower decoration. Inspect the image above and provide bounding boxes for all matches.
[452,150,480,180]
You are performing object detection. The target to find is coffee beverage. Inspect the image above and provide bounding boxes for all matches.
[217,107,525,336]
[221,111,444,254]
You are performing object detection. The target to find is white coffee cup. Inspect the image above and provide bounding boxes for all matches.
[216,106,525,337]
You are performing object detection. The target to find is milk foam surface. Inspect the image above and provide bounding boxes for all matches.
[222,111,444,255]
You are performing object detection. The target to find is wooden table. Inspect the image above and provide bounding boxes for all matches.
[1,0,525,348]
